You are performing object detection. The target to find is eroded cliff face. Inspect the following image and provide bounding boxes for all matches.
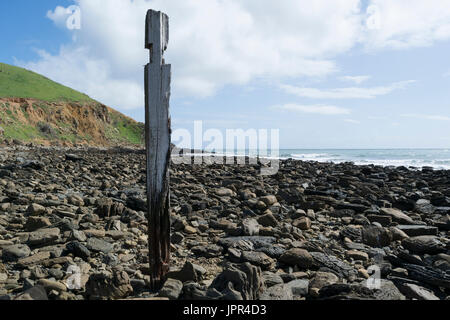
[0,98,144,147]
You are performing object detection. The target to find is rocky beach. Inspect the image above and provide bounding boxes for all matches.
[0,145,449,300]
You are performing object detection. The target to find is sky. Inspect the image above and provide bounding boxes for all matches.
[1,0,450,149]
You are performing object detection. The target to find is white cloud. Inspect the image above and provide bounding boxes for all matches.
[339,75,371,84]
[46,6,71,28]
[18,0,364,111]
[280,80,415,99]
[364,0,450,49]
[401,113,450,121]
[274,104,350,115]
[18,0,450,115]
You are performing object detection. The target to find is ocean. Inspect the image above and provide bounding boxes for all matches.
[184,148,450,170]
[278,149,450,170]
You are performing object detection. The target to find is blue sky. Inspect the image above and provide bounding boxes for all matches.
[1,0,450,149]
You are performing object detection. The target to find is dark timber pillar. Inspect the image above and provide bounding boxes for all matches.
[144,9,171,291]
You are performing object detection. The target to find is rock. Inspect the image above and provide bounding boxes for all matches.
[86,271,133,300]
[38,279,67,292]
[367,214,392,226]
[28,228,60,246]
[191,244,223,258]
[184,225,197,234]
[346,250,369,262]
[397,283,439,300]
[260,195,278,206]
[17,251,51,267]
[84,229,106,238]
[362,225,392,247]
[279,248,313,269]
[402,236,445,254]
[215,188,234,197]
[256,213,278,228]
[166,262,206,283]
[25,217,52,231]
[262,272,284,287]
[310,252,356,278]
[309,272,339,292]
[65,154,83,161]
[210,262,264,300]
[293,217,311,230]
[27,203,46,216]
[240,219,260,236]
[86,238,114,254]
[66,241,91,260]
[241,251,275,270]
[70,230,87,242]
[389,227,409,241]
[396,225,438,237]
[373,280,406,300]
[14,286,48,300]
[260,283,293,300]
[158,278,183,300]
[380,208,415,224]
[2,244,31,261]
[401,264,450,289]
[286,279,309,296]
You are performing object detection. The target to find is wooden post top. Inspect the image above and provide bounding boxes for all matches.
[145,10,169,64]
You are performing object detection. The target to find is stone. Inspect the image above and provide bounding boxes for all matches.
[260,283,293,300]
[279,248,313,269]
[389,227,409,241]
[210,262,264,300]
[2,244,31,261]
[28,228,60,246]
[397,283,439,300]
[402,236,445,255]
[191,244,223,258]
[15,286,48,300]
[38,279,67,292]
[25,216,52,231]
[17,251,51,267]
[66,241,91,260]
[86,238,114,254]
[241,251,275,270]
[158,278,183,300]
[70,230,87,242]
[166,261,206,283]
[262,272,284,287]
[309,271,339,292]
[293,217,311,230]
[184,225,197,234]
[86,271,133,300]
[372,280,406,300]
[286,279,309,296]
[362,225,392,247]
[27,203,46,216]
[257,213,278,228]
[346,250,369,262]
[260,195,278,206]
[380,208,415,224]
[215,188,234,197]
[240,218,260,236]
[396,225,438,237]
[367,215,392,226]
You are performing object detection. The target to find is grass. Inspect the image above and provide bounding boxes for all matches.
[0,62,95,103]
[105,111,145,145]
[0,62,144,146]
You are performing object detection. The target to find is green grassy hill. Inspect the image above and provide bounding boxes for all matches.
[0,63,144,146]
[0,63,95,103]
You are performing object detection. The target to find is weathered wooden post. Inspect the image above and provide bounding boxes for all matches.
[144,9,171,291]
